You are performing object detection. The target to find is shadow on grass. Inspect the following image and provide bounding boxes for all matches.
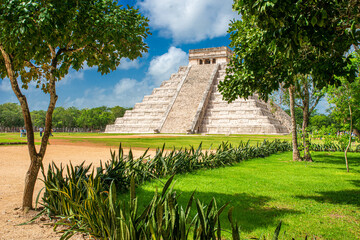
[296,189,360,207]
[313,152,360,167]
[123,187,300,234]
[349,180,360,188]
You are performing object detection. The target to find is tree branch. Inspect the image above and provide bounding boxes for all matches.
[309,94,323,114]
[24,60,42,75]
[0,44,37,156]
[48,44,56,59]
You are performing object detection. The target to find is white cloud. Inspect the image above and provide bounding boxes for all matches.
[0,79,11,92]
[138,0,238,43]
[58,69,85,86]
[148,46,188,85]
[62,78,153,109]
[118,58,141,70]
[60,46,188,109]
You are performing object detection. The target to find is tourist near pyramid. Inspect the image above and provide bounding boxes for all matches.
[105,47,291,134]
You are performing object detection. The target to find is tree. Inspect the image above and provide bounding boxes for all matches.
[282,76,324,161]
[327,52,360,172]
[53,106,80,130]
[111,106,130,119]
[219,0,358,160]
[77,106,113,130]
[295,77,323,161]
[0,103,24,128]
[288,84,301,161]
[310,114,333,130]
[0,0,149,211]
[284,107,303,127]
[30,110,46,128]
[218,14,304,160]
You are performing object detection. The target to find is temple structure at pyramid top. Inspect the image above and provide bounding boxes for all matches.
[188,46,233,65]
[105,46,291,134]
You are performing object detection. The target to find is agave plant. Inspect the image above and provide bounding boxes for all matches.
[37,139,293,239]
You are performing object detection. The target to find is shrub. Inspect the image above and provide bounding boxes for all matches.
[38,140,292,239]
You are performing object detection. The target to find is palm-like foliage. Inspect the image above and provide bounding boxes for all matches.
[39,140,292,239]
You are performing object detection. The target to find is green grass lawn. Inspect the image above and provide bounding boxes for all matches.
[0,132,27,144]
[0,132,292,149]
[119,151,360,239]
[68,135,292,149]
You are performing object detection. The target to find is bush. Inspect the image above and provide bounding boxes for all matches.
[38,140,292,239]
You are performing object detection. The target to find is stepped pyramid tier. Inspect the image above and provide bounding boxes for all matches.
[105,47,291,134]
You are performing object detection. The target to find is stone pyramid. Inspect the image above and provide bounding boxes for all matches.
[105,47,291,134]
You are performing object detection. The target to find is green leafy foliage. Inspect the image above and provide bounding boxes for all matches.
[0,0,150,209]
[53,176,236,240]
[39,140,291,239]
[327,52,360,133]
[309,114,334,130]
[219,0,358,102]
[0,0,150,89]
[0,103,128,130]
[30,110,46,128]
[0,102,24,127]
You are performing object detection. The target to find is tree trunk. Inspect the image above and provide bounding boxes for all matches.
[345,104,352,172]
[302,82,312,162]
[22,155,43,211]
[289,85,301,161]
[0,44,58,211]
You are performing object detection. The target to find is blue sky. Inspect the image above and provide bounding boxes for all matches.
[0,0,237,110]
[0,0,328,112]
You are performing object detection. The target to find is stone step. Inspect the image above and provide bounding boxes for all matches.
[206,100,268,109]
[208,93,257,102]
[203,107,274,116]
[120,118,162,124]
[133,101,169,110]
[123,109,166,117]
[201,116,281,125]
[119,114,163,120]
[178,66,189,73]
[200,124,289,134]
[114,123,159,128]
[160,78,181,88]
[142,94,174,102]
[110,126,156,133]
[161,64,217,133]
[151,87,178,95]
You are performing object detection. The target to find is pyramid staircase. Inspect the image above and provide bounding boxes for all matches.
[105,48,291,135]
[105,66,190,133]
[160,64,218,133]
[198,64,290,134]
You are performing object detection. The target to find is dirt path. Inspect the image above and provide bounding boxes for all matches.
[0,141,155,240]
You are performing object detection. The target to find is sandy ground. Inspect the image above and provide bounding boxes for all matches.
[0,140,155,240]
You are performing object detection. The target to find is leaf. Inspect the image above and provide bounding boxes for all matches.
[130,175,136,202]
[321,10,327,20]
[161,175,174,198]
[310,16,317,26]
[272,221,282,240]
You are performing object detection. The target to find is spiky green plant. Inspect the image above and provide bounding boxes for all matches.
[38,140,293,239]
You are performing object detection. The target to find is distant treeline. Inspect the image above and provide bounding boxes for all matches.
[0,103,131,132]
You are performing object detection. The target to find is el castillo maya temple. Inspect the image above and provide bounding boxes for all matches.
[105,47,291,134]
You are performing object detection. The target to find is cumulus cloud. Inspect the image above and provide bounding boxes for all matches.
[60,46,188,109]
[63,78,153,108]
[138,0,238,43]
[148,46,188,85]
[58,69,86,86]
[118,58,141,70]
[0,79,11,92]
